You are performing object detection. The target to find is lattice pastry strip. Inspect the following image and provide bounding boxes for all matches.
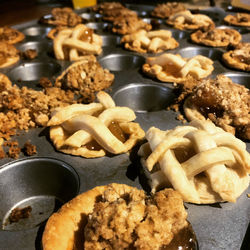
[120,29,179,53]
[138,119,250,204]
[142,53,214,83]
[53,24,102,61]
[47,91,145,158]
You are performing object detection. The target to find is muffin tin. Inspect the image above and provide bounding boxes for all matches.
[0,3,249,250]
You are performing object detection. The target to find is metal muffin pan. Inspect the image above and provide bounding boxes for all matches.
[0,3,249,250]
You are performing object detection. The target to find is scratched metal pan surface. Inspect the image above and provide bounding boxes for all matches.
[0,3,249,250]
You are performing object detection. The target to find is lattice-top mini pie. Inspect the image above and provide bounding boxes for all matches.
[151,2,186,19]
[191,28,242,47]
[222,42,250,71]
[0,26,24,44]
[138,119,250,204]
[167,10,215,30]
[224,13,250,27]
[53,24,102,60]
[0,42,20,68]
[47,91,145,158]
[183,75,250,140]
[142,53,214,83]
[120,29,179,53]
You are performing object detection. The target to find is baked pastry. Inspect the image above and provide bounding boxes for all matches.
[138,119,250,204]
[120,29,179,53]
[222,42,250,71]
[224,13,250,27]
[0,26,24,44]
[55,55,114,103]
[0,42,20,68]
[92,2,124,13]
[151,2,187,19]
[102,7,137,22]
[53,24,102,60]
[183,75,250,140]
[42,183,197,250]
[167,10,215,30]
[142,53,214,83]
[47,91,145,158]
[191,28,242,47]
[112,16,152,35]
[39,7,82,27]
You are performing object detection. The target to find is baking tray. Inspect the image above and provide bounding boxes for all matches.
[0,3,249,250]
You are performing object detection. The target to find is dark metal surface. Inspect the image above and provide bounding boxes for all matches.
[0,4,249,250]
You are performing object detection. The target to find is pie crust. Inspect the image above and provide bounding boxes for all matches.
[166,10,215,30]
[120,29,179,53]
[53,24,102,60]
[138,119,250,204]
[191,28,242,47]
[224,13,250,27]
[222,42,250,71]
[47,91,145,158]
[142,53,214,83]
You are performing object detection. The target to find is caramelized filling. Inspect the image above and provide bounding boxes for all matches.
[233,55,250,65]
[161,223,198,249]
[0,52,7,65]
[85,121,127,151]
[163,63,181,77]
[80,28,93,42]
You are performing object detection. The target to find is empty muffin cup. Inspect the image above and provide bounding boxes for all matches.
[0,157,80,231]
[112,83,175,112]
[21,26,52,37]
[99,54,145,71]
[221,72,250,88]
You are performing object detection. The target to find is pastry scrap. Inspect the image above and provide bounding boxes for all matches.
[191,27,242,47]
[151,2,187,19]
[53,24,102,60]
[47,91,145,158]
[183,75,250,140]
[112,16,152,35]
[224,13,250,27]
[42,183,197,250]
[0,26,25,44]
[39,7,82,27]
[120,29,179,53]
[0,42,20,68]
[55,55,114,103]
[222,42,250,71]
[138,119,250,204]
[167,10,215,30]
[142,53,214,83]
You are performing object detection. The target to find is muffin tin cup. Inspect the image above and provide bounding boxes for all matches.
[0,157,80,231]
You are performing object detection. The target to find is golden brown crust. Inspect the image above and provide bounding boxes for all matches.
[0,42,20,68]
[0,26,25,44]
[191,28,242,47]
[224,13,250,27]
[222,42,250,71]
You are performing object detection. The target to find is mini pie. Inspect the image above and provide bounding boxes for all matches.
[142,53,214,83]
[53,24,102,60]
[42,183,195,250]
[55,55,114,103]
[0,42,20,68]
[222,42,250,71]
[47,91,145,158]
[151,2,187,19]
[191,28,242,47]
[224,13,250,27]
[102,7,138,22]
[167,10,215,30]
[92,2,124,13]
[183,75,250,140]
[39,7,82,27]
[120,29,179,53]
[138,119,250,204]
[112,16,152,35]
[0,26,25,44]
